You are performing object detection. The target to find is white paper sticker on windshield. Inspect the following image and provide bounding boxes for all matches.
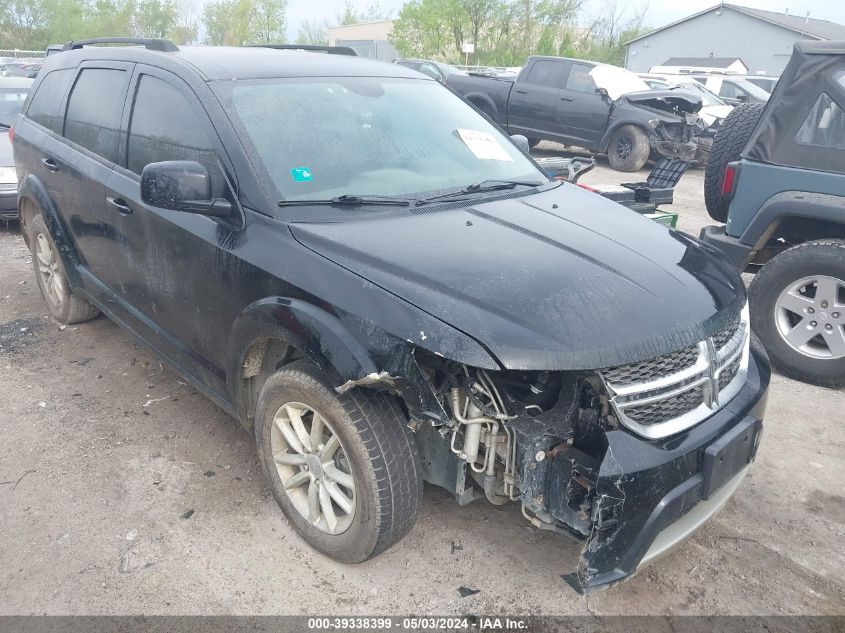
[457,129,513,162]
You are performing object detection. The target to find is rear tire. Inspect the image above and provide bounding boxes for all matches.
[748,240,845,388]
[28,214,99,325]
[703,103,765,222]
[607,125,650,172]
[254,360,422,563]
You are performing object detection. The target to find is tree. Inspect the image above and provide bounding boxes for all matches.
[334,1,390,26]
[134,0,177,38]
[0,0,50,48]
[296,18,328,45]
[250,0,287,44]
[580,0,648,65]
[170,0,198,44]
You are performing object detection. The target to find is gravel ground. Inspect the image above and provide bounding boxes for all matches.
[0,150,843,615]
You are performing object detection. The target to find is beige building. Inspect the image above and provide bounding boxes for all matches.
[328,20,397,62]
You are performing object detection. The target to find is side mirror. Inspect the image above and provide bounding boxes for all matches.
[510,134,530,153]
[140,160,232,217]
[595,87,609,98]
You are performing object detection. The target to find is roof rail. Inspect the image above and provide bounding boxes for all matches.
[251,44,359,57]
[62,37,179,52]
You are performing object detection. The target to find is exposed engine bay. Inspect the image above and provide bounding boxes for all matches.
[417,357,609,536]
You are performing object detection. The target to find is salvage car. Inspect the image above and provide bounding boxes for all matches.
[447,56,705,171]
[12,38,769,593]
[0,77,31,218]
[701,41,845,388]
[393,58,466,83]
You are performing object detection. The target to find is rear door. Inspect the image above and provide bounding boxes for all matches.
[508,59,569,138]
[103,65,240,392]
[47,63,132,296]
[558,62,611,149]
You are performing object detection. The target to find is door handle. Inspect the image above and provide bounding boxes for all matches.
[106,196,133,215]
[515,89,528,94]
[41,157,59,172]
[560,96,574,102]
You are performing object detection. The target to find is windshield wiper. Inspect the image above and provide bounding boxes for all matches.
[415,179,544,206]
[278,194,413,207]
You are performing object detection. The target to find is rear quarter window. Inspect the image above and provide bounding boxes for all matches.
[25,68,73,133]
[64,68,129,163]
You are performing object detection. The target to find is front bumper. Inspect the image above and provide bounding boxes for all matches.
[0,187,18,218]
[557,339,770,593]
[652,138,698,162]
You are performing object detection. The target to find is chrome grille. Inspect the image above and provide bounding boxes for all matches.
[600,306,750,439]
[601,345,699,386]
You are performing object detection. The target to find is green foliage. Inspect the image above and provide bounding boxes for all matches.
[296,18,328,45]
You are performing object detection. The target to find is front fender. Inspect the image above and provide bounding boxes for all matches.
[225,297,381,414]
[18,174,83,287]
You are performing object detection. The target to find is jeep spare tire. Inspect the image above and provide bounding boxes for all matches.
[607,125,650,172]
[704,103,765,222]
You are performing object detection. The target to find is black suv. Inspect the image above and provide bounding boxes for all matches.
[12,38,769,593]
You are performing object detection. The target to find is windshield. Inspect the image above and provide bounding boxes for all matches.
[731,78,771,101]
[0,87,29,127]
[670,81,727,107]
[589,64,650,100]
[221,77,545,202]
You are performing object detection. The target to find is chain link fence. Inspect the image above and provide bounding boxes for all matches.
[0,49,44,59]
[0,50,45,78]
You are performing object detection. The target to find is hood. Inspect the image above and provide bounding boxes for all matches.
[289,186,744,371]
[624,89,703,115]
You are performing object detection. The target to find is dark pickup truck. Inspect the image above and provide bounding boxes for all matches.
[447,56,705,172]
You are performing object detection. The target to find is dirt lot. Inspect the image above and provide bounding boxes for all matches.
[1,152,843,616]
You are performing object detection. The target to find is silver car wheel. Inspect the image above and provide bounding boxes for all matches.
[270,402,356,535]
[35,232,64,308]
[775,274,845,359]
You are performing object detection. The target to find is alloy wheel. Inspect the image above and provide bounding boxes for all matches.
[35,232,65,308]
[775,275,845,359]
[270,402,356,534]
[616,136,633,160]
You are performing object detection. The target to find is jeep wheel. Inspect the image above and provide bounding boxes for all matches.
[703,103,765,222]
[607,125,649,172]
[28,214,99,325]
[254,360,422,562]
[748,240,845,387]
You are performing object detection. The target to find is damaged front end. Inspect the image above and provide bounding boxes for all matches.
[383,306,769,593]
[623,89,707,162]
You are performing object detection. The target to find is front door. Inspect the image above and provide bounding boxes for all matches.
[104,66,241,393]
[558,62,611,149]
[508,59,569,139]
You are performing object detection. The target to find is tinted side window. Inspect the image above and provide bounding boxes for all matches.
[524,61,567,87]
[127,75,222,192]
[565,63,597,93]
[64,68,128,163]
[796,92,845,150]
[25,68,73,132]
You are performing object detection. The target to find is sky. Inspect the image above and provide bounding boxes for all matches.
[277,0,845,42]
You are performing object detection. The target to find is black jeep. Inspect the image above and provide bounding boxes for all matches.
[702,41,845,388]
[12,38,769,593]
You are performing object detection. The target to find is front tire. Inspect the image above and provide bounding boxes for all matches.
[255,360,422,562]
[28,214,99,325]
[748,240,845,387]
[607,125,650,172]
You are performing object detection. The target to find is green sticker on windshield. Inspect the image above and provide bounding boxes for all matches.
[291,167,313,182]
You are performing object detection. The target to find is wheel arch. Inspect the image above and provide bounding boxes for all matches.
[465,93,498,119]
[599,121,650,154]
[225,297,382,427]
[739,191,845,255]
[17,175,83,286]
